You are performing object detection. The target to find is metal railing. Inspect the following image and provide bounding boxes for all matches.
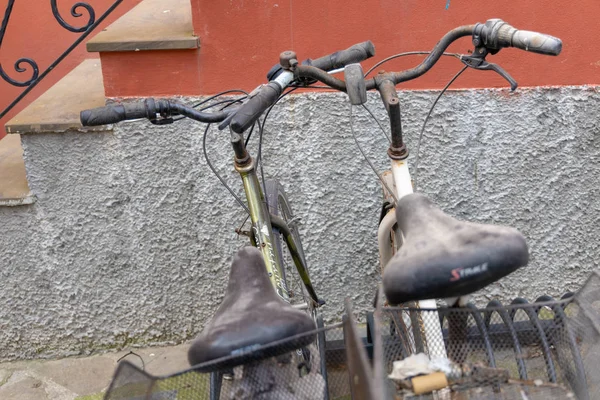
[0,0,123,120]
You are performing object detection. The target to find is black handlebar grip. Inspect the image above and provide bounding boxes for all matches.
[501,28,562,56]
[230,82,283,133]
[307,41,375,71]
[80,102,148,126]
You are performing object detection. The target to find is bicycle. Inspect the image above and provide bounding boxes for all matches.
[78,18,586,400]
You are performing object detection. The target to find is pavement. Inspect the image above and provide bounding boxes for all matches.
[0,325,356,399]
[0,343,191,400]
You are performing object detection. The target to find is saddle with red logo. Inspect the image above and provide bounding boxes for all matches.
[383,193,529,305]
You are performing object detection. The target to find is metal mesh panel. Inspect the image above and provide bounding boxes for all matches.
[104,323,351,400]
[379,272,600,399]
[103,272,600,399]
[322,326,352,399]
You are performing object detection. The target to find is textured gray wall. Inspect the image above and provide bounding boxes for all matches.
[1,87,599,361]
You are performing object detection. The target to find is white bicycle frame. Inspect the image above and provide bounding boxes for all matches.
[377,159,447,358]
[275,68,447,357]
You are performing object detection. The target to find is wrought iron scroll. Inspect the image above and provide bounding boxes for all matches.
[0,0,123,119]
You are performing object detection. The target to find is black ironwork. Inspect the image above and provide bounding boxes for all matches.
[0,0,123,120]
[51,0,96,32]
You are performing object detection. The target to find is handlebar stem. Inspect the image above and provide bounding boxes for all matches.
[230,129,250,165]
[377,76,407,159]
[294,65,348,91]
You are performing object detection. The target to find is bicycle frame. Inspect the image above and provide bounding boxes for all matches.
[233,146,320,305]
[377,158,447,358]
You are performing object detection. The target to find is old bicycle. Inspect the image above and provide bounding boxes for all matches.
[78,18,598,400]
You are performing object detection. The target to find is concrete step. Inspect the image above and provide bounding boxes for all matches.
[87,0,201,98]
[0,135,33,206]
[3,59,107,206]
[5,59,107,135]
[87,0,198,52]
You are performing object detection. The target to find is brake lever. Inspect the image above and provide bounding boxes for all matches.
[460,48,518,91]
[218,111,236,130]
[150,107,178,125]
[150,117,174,125]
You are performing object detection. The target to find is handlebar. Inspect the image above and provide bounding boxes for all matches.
[304,41,376,71]
[80,99,234,127]
[296,19,561,90]
[230,41,377,133]
[230,82,283,134]
[80,100,152,126]
[80,19,562,130]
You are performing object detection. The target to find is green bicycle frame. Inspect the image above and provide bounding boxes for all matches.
[234,154,319,306]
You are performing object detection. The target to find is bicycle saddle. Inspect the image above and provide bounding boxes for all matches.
[188,247,316,371]
[383,193,528,305]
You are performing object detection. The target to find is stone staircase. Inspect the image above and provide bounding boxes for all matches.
[0,0,199,205]
[87,0,200,98]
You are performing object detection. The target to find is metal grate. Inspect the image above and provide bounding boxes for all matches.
[104,273,600,399]
[104,323,353,400]
[378,272,600,399]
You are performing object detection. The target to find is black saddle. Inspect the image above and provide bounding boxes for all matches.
[188,247,316,371]
[383,193,529,305]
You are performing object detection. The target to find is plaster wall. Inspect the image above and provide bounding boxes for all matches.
[1,87,598,360]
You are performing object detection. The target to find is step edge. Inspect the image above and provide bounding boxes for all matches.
[6,124,113,135]
[87,36,199,52]
[0,134,31,205]
[5,59,108,135]
[0,194,37,207]
[86,0,196,53]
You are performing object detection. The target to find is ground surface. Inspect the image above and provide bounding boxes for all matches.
[0,343,190,400]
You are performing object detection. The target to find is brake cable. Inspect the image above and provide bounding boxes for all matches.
[349,104,399,206]
[362,103,391,143]
[202,122,251,215]
[172,90,248,122]
[348,62,469,205]
[199,86,300,216]
[364,51,461,77]
[197,91,253,215]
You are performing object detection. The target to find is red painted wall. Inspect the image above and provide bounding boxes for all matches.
[4,0,597,133]
[191,0,597,94]
[0,0,141,139]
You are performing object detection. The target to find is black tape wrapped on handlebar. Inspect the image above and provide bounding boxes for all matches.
[230,82,282,133]
[80,102,149,126]
[81,99,232,126]
[306,41,375,71]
